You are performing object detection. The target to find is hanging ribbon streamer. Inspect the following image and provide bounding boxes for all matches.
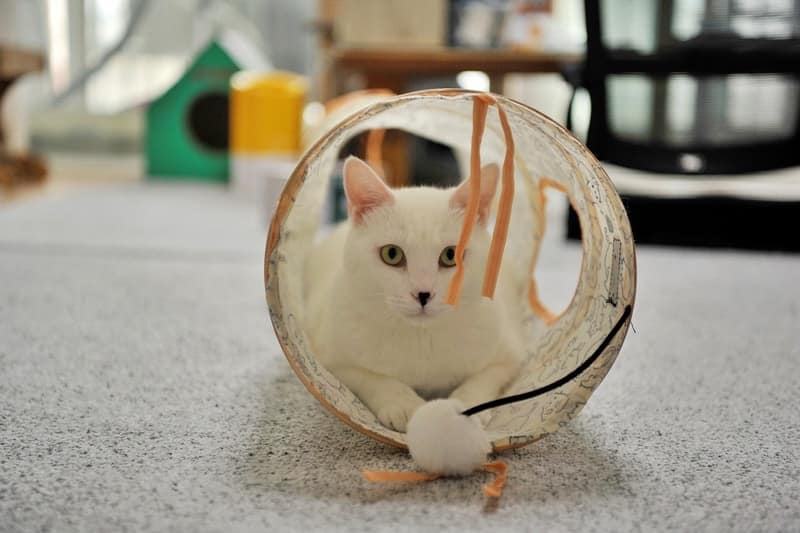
[365,128,386,178]
[445,93,516,305]
[482,102,515,299]
[445,96,489,305]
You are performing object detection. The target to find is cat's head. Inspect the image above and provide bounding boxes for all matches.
[342,155,498,323]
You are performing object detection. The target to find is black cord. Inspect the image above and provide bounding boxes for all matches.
[462,305,632,417]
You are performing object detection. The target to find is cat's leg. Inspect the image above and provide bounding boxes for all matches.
[332,366,425,432]
[448,359,520,426]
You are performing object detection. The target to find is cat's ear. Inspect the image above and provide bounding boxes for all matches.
[343,156,394,224]
[449,163,499,224]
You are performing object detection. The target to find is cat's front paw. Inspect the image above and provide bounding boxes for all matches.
[376,394,425,432]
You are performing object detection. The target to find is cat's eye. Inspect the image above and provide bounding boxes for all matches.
[439,246,457,268]
[379,244,405,267]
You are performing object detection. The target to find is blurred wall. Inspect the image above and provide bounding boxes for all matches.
[0,1,47,50]
[243,0,314,75]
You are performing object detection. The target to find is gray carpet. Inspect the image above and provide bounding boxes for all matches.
[1,181,798,532]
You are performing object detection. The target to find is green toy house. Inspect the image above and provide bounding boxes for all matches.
[145,40,243,182]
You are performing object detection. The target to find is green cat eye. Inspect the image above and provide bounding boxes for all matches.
[439,246,457,268]
[379,244,405,267]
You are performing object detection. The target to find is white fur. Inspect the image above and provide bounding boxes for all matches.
[304,156,525,432]
[406,399,489,475]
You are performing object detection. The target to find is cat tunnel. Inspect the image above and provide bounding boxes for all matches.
[264,89,636,453]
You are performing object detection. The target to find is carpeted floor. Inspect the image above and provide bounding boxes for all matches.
[1,181,798,532]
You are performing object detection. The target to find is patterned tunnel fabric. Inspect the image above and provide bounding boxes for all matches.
[265,90,636,451]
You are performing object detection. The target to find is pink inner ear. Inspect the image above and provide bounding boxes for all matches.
[449,164,499,224]
[343,156,394,224]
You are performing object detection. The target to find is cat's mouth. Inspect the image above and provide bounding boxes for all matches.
[385,297,447,323]
[402,306,443,322]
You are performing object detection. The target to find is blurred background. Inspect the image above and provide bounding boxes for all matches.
[1,0,799,248]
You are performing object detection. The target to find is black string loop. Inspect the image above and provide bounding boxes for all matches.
[462,305,632,417]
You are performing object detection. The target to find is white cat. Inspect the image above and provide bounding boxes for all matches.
[304,156,525,432]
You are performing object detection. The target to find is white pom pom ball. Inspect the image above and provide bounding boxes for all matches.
[406,399,491,475]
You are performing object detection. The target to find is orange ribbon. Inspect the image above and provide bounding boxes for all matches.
[445,93,516,306]
[482,102,515,300]
[366,129,386,178]
[480,460,508,498]
[362,460,509,500]
[527,177,570,325]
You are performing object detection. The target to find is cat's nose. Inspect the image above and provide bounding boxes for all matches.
[416,292,432,307]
